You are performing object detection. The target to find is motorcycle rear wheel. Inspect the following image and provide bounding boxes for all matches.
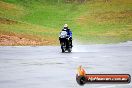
[68,48,71,53]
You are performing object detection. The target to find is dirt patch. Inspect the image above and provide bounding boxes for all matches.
[94,11,132,23]
[76,10,132,24]
[0,34,51,46]
[0,18,18,24]
[0,1,20,10]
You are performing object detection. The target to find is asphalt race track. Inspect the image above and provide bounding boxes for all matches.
[0,41,132,88]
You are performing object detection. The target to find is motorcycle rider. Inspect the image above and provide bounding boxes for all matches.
[59,24,73,47]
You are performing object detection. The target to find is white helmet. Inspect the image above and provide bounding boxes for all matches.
[64,24,68,28]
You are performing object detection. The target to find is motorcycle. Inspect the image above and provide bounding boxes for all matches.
[59,31,72,53]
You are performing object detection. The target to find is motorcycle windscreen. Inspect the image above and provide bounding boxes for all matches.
[60,31,67,38]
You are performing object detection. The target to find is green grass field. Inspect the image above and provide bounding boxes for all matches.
[0,0,132,45]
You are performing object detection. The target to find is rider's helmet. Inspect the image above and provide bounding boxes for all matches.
[64,24,68,29]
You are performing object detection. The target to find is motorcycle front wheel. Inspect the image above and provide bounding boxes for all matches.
[62,48,65,53]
